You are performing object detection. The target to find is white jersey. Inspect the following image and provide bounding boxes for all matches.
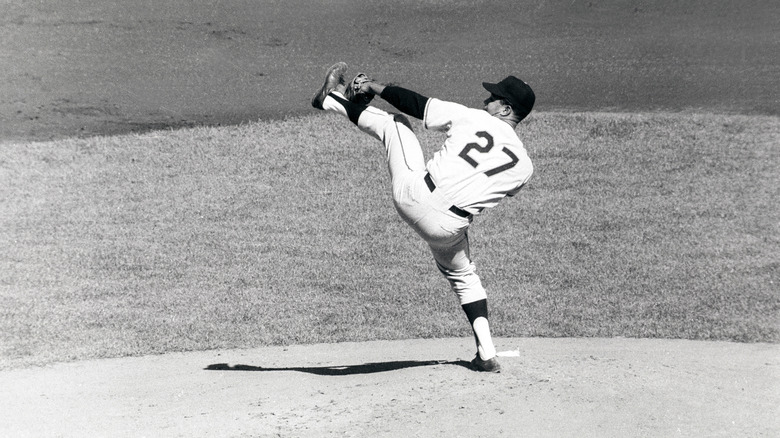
[423,98,533,214]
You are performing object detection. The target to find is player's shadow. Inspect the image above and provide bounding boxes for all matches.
[205,360,472,375]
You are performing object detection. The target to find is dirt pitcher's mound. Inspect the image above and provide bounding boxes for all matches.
[2,337,778,437]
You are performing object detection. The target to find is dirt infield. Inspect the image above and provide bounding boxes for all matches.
[2,338,778,437]
[2,0,778,143]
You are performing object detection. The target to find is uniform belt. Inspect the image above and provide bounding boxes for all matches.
[423,173,471,218]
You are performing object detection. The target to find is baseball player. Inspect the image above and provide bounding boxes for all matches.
[311,62,535,372]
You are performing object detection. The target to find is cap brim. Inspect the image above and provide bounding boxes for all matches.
[482,82,505,98]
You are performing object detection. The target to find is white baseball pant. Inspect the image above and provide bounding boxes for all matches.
[351,104,488,306]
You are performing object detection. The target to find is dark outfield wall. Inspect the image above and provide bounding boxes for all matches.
[2,0,778,142]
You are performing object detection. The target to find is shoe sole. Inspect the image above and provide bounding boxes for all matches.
[473,365,501,373]
[311,62,348,109]
[470,358,501,373]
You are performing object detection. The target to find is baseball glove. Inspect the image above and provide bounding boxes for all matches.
[345,73,375,105]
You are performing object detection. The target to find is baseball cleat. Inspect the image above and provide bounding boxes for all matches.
[470,354,501,373]
[345,73,375,105]
[311,62,348,110]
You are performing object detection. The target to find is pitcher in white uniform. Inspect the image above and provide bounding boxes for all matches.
[312,62,535,372]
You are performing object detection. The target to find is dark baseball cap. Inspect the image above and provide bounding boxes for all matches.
[482,76,535,120]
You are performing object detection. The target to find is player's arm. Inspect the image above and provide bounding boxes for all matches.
[380,86,429,120]
[364,82,429,120]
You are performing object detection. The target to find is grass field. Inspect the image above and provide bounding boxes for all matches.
[1,111,778,369]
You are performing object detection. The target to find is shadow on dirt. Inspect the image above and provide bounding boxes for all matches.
[205,360,472,375]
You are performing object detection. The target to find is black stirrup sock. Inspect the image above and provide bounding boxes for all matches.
[329,93,368,125]
[461,299,489,325]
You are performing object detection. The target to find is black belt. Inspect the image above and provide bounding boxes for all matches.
[424,173,471,218]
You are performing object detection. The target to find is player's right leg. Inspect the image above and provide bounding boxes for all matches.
[403,196,500,372]
[427,232,500,372]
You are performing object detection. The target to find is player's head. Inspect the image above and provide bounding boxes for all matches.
[482,76,535,123]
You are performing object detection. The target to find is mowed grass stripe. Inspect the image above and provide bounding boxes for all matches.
[1,112,778,368]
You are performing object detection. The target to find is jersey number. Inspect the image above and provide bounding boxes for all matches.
[458,131,519,176]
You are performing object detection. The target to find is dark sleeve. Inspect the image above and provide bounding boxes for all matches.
[379,86,430,120]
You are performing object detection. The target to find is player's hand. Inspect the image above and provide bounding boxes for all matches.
[363,81,384,96]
